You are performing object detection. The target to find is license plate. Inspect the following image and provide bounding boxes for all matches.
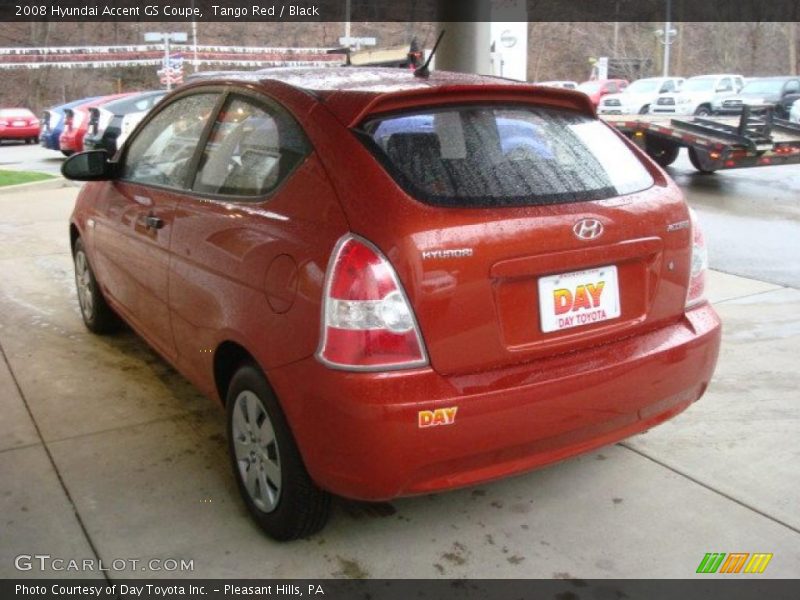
[538,265,621,333]
[12,120,26,127]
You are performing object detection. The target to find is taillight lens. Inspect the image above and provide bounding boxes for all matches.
[317,234,428,371]
[686,208,708,309]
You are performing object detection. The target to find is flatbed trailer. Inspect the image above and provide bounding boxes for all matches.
[603,106,800,173]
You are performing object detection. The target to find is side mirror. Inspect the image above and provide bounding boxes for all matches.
[61,150,115,181]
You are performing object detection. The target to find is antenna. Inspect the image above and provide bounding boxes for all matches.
[414,29,445,78]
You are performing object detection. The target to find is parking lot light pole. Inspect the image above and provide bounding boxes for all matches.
[655,0,677,77]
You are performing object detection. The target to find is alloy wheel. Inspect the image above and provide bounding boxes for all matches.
[231,390,282,513]
[74,250,94,321]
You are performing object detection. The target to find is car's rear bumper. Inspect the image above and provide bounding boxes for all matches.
[0,127,39,138]
[651,106,695,115]
[59,134,80,151]
[268,303,721,501]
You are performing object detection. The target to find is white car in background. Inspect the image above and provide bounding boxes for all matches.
[650,74,744,116]
[116,110,152,149]
[597,77,684,115]
[790,99,800,123]
[536,81,578,90]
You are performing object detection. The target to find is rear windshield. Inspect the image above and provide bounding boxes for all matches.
[360,105,654,208]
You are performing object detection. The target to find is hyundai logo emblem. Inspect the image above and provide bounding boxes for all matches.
[573,218,604,240]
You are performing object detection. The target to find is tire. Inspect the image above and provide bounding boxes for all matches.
[73,238,121,333]
[639,104,650,115]
[24,138,31,145]
[694,105,711,117]
[645,137,680,167]
[688,147,717,174]
[226,364,331,541]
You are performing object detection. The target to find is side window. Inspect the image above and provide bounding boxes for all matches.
[192,95,310,198]
[122,93,218,189]
[717,78,732,92]
[784,80,800,95]
[660,80,675,93]
[606,82,618,93]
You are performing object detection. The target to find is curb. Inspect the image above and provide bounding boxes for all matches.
[0,177,80,195]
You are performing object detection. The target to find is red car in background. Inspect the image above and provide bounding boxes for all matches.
[59,93,133,155]
[0,108,40,143]
[577,79,629,107]
[62,68,720,540]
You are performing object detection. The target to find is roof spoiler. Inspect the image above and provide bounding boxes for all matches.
[346,84,597,127]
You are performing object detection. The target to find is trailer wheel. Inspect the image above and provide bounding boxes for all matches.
[688,147,717,174]
[694,105,712,117]
[645,138,680,167]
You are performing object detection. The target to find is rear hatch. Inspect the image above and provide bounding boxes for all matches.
[321,89,693,376]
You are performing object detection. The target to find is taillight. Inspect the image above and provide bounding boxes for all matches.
[317,234,428,371]
[686,208,708,309]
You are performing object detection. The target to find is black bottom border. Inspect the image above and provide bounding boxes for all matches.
[3,579,800,600]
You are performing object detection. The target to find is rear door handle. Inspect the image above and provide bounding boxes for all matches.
[145,215,164,230]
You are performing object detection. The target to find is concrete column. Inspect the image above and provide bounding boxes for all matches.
[434,0,492,75]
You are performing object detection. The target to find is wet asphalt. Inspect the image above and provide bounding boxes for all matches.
[666,150,800,289]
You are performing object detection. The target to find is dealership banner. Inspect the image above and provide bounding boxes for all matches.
[3,579,800,599]
[2,0,800,22]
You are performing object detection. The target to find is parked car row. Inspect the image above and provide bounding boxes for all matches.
[38,90,166,156]
[597,77,684,115]
[650,74,745,116]
[577,73,800,119]
[710,76,800,118]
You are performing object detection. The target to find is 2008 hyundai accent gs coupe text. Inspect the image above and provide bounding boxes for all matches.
[63,67,721,541]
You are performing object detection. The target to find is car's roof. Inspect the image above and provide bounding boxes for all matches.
[101,90,165,111]
[0,107,34,114]
[578,79,626,84]
[688,74,741,78]
[193,66,521,94]
[635,76,681,81]
[186,67,594,124]
[48,97,102,112]
[746,76,797,81]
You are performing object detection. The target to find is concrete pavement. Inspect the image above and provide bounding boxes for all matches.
[0,183,798,579]
[0,142,65,176]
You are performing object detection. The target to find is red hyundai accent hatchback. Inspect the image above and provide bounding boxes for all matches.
[63,68,721,540]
